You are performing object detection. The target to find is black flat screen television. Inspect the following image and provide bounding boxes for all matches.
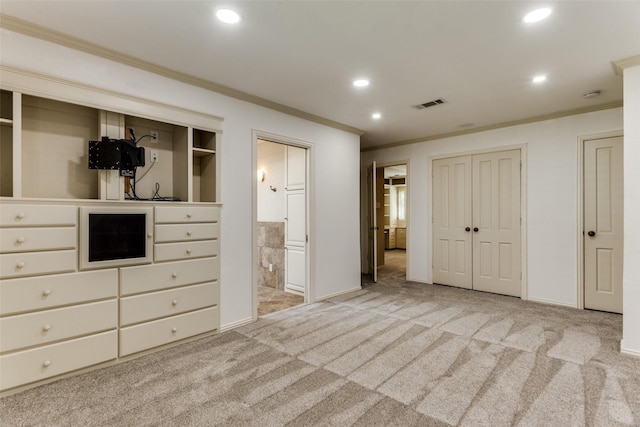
[79,206,153,270]
[88,213,146,262]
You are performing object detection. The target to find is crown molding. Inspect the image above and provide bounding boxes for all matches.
[0,14,364,136]
[361,101,623,152]
[612,55,640,76]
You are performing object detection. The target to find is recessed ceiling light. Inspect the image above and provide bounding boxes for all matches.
[532,75,547,84]
[372,113,382,119]
[216,9,242,24]
[523,8,552,23]
[353,79,370,88]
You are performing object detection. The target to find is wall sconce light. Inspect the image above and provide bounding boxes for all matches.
[257,169,266,182]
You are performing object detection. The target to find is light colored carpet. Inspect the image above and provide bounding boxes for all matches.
[2,280,640,426]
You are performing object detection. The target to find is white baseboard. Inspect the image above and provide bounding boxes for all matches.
[316,286,362,301]
[406,276,430,284]
[525,297,577,309]
[620,341,640,359]
[220,317,255,332]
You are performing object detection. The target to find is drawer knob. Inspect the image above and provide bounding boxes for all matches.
[186,231,192,236]
[43,324,51,332]
[171,327,177,333]
[16,236,25,244]
[17,212,26,219]
[187,213,192,218]
[172,300,178,306]
[43,289,51,297]
[147,232,153,238]
[172,272,178,278]
[186,249,192,254]
[43,360,51,368]
[17,262,25,269]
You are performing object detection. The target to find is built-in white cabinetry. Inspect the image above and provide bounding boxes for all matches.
[0,204,119,390]
[0,73,223,394]
[0,202,220,393]
[120,206,220,357]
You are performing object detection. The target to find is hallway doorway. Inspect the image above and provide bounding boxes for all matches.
[255,137,308,316]
[380,164,407,280]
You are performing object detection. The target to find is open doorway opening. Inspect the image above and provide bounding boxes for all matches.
[256,138,306,316]
[379,164,407,281]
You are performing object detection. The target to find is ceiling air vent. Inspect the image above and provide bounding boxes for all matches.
[414,98,446,110]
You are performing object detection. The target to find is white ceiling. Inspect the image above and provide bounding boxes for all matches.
[1,1,638,149]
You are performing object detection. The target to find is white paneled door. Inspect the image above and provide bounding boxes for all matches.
[433,149,521,297]
[432,156,473,289]
[584,136,623,313]
[284,146,307,295]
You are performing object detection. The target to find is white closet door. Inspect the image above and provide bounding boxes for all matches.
[584,136,623,313]
[432,156,472,289]
[284,146,306,295]
[472,150,521,297]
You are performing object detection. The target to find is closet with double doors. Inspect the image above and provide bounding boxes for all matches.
[432,149,521,297]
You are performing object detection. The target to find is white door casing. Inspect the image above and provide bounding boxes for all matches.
[432,149,521,297]
[285,145,306,295]
[367,161,378,282]
[584,136,623,313]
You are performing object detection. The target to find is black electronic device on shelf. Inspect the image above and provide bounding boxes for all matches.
[88,136,145,177]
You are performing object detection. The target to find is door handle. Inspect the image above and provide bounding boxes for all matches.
[473,227,479,232]
[587,231,596,237]
[465,227,471,232]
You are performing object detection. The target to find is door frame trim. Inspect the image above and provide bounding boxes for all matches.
[429,144,528,299]
[252,130,314,321]
[576,130,623,310]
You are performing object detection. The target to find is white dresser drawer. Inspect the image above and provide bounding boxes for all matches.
[154,240,218,262]
[0,269,118,315]
[119,307,219,356]
[0,300,117,353]
[0,204,77,227]
[155,206,219,224]
[0,250,76,279]
[120,258,219,296]
[0,331,117,391]
[120,282,219,326]
[0,227,76,253]
[154,223,218,243]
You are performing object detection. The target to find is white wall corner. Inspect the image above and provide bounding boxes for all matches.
[621,62,640,354]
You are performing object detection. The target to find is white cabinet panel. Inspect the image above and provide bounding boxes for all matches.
[154,240,218,262]
[0,269,117,315]
[154,223,218,243]
[0,250,76,279]
[0,204,76,227]
[1,300,117,352]
[120,282,219,326]
[0,331,117,391]
[0,227,76,253]
[120,258,219,295]
[155,206,219,223]
[119,307,218,356]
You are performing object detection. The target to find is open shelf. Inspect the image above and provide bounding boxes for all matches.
[192,129,216,202]
[0,87,221,204]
